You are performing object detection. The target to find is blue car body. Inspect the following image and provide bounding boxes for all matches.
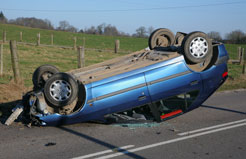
[35,44,228,126]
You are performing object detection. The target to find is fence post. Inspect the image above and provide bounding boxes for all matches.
[3,30,6,43]
[51,34,54,45]
[9,40,21,83]
[238,47,242,63]
[115,39,120,53]
[73,37,77,50]
[83,37,85,47]
[37,33,40,46]
[0,43,3,76]
[242,49,246,74]
[20,32,23,42]
[240,48,244,65]
[77,46,85,68]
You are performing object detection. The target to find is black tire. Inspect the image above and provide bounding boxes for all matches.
[44,73,78,108]
[32,65,59,90]
[148,28,175,50]
[174,32,187,45]
[181,32,212,64]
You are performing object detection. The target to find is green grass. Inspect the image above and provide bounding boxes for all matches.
[220,44,246,91]
[1,23,245,58]
[225,44,246,59]
[0,23,147,52]
[219,64,246,91]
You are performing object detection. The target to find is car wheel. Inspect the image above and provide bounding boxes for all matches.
[44,73,78,108]
[148,28,175,50]
[182,32,212,64]
[32,65,59,90]
[175,32,187,45]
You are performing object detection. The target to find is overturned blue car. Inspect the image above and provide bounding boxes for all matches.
[17,29,229,126]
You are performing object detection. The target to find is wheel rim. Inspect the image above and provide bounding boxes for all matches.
[156,35,169,47]
[41,72,53,82]
[49,80,72,101]
[189,37,208,58]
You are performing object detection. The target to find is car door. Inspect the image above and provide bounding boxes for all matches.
[91,72,151,115]
[144,60,202,103]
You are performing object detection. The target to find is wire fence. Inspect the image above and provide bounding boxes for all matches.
[1,31,132,54]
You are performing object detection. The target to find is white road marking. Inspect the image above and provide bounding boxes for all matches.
[178,119,246,136]
[71,145,135,159]
[96,122,246,159]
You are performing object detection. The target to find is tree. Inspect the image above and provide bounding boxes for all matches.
[84,26,97,34]
[67,26,78,33]
[57,20,77,32]
[97,23,106,35]
[148,26,155,36]
[78,29,84,33]
[57,21,70,30]
[84,23,123,36]
[207,31,222,41]
[225,30,246,44]
[0,11,7,23]
[104,24,119,36]
[44,19,54,29]
[8,17,54,29]
[134,26,147,38]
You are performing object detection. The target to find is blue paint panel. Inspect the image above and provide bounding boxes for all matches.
[218,44,228,58]
[145,61,202,102]
[200,44,228,98]
[201,64,226,97]
[91,56,184,88]
[145,61,187,83]
[91,73,150,115]
[93,86,150,116]
[92,73,145,98]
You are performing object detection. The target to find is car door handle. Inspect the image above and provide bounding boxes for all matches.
[138,95,146,101]
[190,80,199,86]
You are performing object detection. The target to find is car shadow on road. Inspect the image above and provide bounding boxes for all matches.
[58,126,146,159]
[201,105,246,115]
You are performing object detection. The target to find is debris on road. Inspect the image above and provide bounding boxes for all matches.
[4,103,24,126]
[45,142,56,147]
[113,122,160,128]
[105,111,160,128]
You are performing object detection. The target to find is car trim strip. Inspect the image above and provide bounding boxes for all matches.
[96,83,147,101]
[87,83,147,103]
[147,70,191,86]
[87,71,191,104]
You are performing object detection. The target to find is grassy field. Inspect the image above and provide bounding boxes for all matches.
[0,24,147,52]
[225,44,246,59]
[221,44,246,91]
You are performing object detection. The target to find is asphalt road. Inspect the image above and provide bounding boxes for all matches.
[0,90,245,159]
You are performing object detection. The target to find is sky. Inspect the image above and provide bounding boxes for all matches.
[1,0,246,37]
